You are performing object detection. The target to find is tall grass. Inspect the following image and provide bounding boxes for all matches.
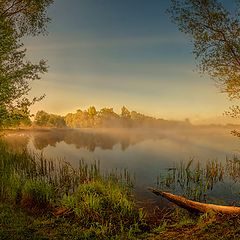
[156,157,240,202]
[0,139,145,238]
[0,138,132,203]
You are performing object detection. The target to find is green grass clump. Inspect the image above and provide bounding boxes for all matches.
[21,179,55,209]
[0,138,146,239]
[60,180,139,236]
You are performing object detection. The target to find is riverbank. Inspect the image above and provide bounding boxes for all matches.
[1,138,240,239]
[1,201,240,239]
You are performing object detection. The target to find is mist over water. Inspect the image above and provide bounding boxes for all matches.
[3,126,240,207]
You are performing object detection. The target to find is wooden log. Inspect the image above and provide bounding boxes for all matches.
[148,187,240,214]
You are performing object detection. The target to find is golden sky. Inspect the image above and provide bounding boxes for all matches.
[25,0,239,125]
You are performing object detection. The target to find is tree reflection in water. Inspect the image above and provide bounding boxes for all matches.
[30,129,164,152]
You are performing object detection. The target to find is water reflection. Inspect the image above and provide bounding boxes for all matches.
[2,127,240,206]
[29,128,165,151]
[2,132,29,152]
[157,157,240,205]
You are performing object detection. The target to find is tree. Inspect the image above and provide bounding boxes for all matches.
[168,0,240,118]
[48,114,66,128]
[2,99,32,127]
[0,0,53,127]
[98,108,120,127]
[34,110,50,126]
[65,113,75,128]
[87,106,97,127]
[0,0,53,36]
[121,106,131,119]
[87,106,97,118]
[34,110,66,127]
[121,106,132,127]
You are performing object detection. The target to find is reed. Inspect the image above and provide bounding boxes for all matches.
[156,157,238,202]
[0,139,146,239]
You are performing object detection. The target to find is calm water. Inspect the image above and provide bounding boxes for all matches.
[3,126,240,207]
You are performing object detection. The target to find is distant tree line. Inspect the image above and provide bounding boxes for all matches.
[33,106,191,128]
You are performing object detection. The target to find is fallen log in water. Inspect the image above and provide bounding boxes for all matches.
[148,187,240,214]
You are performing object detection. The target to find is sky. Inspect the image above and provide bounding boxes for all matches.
[24,0,239,124]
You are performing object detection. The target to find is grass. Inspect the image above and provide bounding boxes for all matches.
[0,202,140,240]
[150,157,240,239]
[148,209,240,240]
[1,137,240,239]
[2,201,240,240]
[156,157,240,203]
[0,139,147,239]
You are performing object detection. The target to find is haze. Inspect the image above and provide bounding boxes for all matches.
[23,0,238,125]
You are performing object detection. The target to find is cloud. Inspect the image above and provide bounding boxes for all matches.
[24,34,188,52]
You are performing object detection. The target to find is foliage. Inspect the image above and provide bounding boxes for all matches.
[98,107,120,127]
[37,106,192,128]
[168,0,240,98]
[34,110,66,127]
[168,0,240,121]
[0,0,54,36]
[121,106,131,119]
[0,0,53,128]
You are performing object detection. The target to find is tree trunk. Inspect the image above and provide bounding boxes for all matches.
[148,187,240,214]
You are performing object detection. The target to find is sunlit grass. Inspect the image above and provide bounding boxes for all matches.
[0,139,146,239]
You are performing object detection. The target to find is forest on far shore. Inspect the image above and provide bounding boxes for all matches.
[22,106,192,128]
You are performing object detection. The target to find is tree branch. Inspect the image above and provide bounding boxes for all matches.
[1,0,24,17]
[203,5,240,67]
